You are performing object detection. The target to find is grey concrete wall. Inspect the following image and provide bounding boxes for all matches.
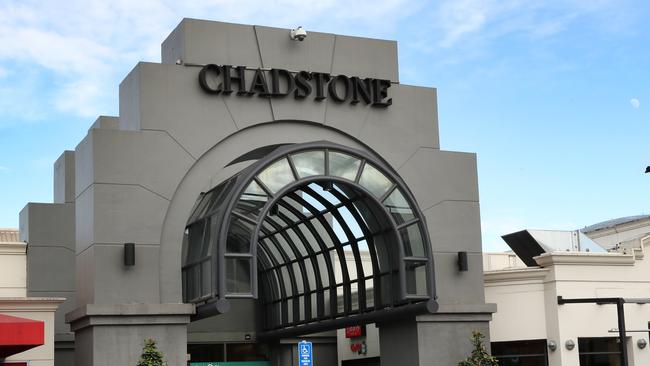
[54,151,75,204]
[20,202,76,336]
[161,19,399,82]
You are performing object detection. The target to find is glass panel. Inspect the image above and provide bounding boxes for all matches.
[350,282,359,311]
[339,206,364,239]
[201,219,215,258]
[280,266,294,296]
[234,181,268,218]
[275,234,296,260]
[278,204,300,222]
[258,158,295,193]
[268,270,282,300]
[323,289,331,316]
[287,229,307,257]
[226,257,251,294]
[383,189,415,225]
[578,354,621,366]
[292,262,304,293]
[309,182,340,204]
[292,150,325,178]
[298,295,305,321]
[400,223,426,258]
[336,285,345,314]
[297,223,321,253]
[578,337,622,353]
[299,189,326,211]
[329,152,361,180]
[492,339,548,359]
[310,218,334,248]
[205,178,237,216]
[265,239,284,263]
[317,254,330,287]
[286,300,293,324]
[226,216,254,253]
[187,265,201,301]
[182,270,187,301]
[181,230,189,265]
[304,259,317,291]
[201,260,211,297]
[187,192,211,224]
[405,261,427,296]
[311,293,318,319]
[359,163,393,198]
[187,220,207,263]
[365,285,374,308]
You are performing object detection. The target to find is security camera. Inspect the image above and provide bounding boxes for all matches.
[290,26,307,41]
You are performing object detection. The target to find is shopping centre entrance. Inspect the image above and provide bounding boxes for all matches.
[182,142,437,364]
[22,18,495,366]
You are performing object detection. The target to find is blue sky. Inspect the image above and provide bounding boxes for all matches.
[1,0,649,251]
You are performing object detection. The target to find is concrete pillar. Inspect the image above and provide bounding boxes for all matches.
[66,304,193,366]
[378,305,495,366]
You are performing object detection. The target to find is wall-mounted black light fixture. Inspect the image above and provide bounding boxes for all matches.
[124,243,135,267]
[457,251,468,272]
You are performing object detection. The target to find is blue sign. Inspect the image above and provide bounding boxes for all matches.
[298,340,313,366]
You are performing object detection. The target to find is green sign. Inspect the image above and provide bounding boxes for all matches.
[190,362,271,366]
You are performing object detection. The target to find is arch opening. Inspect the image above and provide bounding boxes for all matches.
[182,142,436,334]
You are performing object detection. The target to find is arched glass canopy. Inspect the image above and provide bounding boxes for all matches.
[182,141,436,334]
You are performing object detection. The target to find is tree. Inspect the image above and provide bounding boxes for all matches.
[458,331,499,366]
[137,338,168,366]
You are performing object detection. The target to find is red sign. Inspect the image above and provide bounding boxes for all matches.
[345,325,365,338]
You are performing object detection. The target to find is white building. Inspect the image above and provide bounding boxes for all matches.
[0,229,63,366]
[485,216,650,366]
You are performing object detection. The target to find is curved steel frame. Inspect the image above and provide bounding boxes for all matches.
[186,141,437,331]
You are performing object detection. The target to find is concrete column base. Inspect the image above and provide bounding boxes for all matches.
[378,304,496,366]
[66,303,194,366]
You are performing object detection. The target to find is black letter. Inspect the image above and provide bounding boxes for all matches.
[270,69,295,97]
[328,75,351,103]
[371,79,393,107]
[222,65,247,94]
[312,72,331,100]
[294,71,312,99]
[249,68,270,96]
[198,64,222,94]
[351,77,372,104]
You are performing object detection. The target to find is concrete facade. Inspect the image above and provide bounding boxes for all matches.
[20,19,494,366]
[485,222,650,366]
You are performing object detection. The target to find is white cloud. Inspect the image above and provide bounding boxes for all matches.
[0,0,417,120]
[0,67,7,78]
[630,98,640,109]
[427,0,627,50]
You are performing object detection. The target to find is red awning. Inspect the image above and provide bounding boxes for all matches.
[0,314,44,358]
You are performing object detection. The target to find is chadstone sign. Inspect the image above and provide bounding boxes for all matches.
[198,64,393,107]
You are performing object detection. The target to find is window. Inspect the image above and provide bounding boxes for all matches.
[491,339,548,366]
[578,337,622,366]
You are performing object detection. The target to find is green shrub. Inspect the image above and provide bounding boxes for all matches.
[458,331,499,366]
[137,338,168,366]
